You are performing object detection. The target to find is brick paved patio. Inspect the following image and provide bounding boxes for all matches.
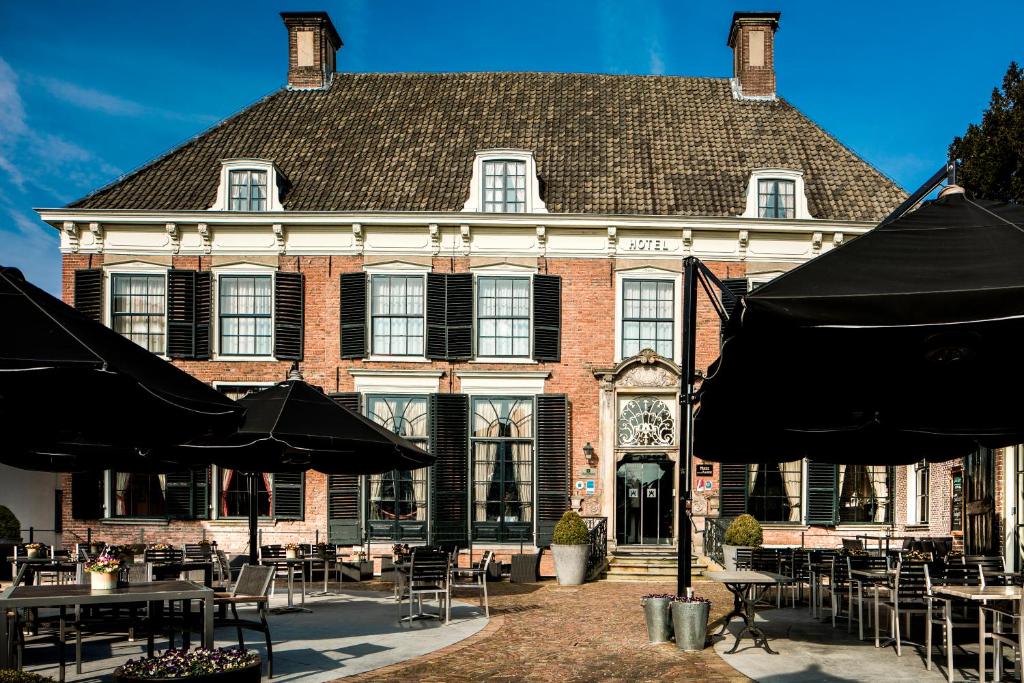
[346,579,750,682]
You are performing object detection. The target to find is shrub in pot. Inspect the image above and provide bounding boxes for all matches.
[551,511,590,586]
[113,648,261,683]
[722,514,762,571]
[640,593,674,643]
[671,594,711,651]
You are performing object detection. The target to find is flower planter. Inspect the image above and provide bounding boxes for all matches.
[671,600,710,651]
[113,661,261,683]
[25,548,40,559]
[90,572,118,591]
[642,597,673,644]
[285,549,297,559]
[551,543,590,586]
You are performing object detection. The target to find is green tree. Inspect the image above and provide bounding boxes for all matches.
[950,61,1024,203]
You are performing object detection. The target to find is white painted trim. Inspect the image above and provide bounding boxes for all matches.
[351,370,442,395]
[362,261,432,273]
[462,149,547,214]
[905,464,918,526]
[614,267,683,363]
[456,370,549,395]
[472,271,534,361]
[211,159,285,212]
[102,266,169,357]
[469,262,538,274]
[1005,446,1018,571]
[741,169,812,220]
[365,270,428,360]
[210,265,277,361]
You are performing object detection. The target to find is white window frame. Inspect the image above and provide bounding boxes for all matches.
[471,265,537,363]
[364,262,431,363]
[102,263,168,357]
[614,267,682,363]
[740,168,811,220]
[211,263,277,361]
[210,382,276,521]
[462,149,547,214]
[211,159,284,212]
[906,462,930,526]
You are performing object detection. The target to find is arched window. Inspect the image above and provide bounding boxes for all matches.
[617,396,675,447]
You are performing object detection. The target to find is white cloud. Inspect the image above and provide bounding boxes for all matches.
[0,58,28,189]
[36,75,215,124]
[595,0,668,75]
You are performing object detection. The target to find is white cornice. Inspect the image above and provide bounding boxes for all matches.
[348,369,444,377]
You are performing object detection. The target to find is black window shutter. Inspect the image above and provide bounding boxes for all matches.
[532,275,561,362]
[191,468,209,519]
[339,272,367,359]
[536,394,569,547]
[445,274,473,360]
[429,393,469,546]
[74,269,103,322]
[165,471,198,519]
[719,278,748,347]
[167,269,212,359]
[327,393,362,544]
[272,472,304,520]
[70,472,104,519]
[425,273,447,360]
[274,271,304,360]
[806,460,838,526]
[718,463,748,518]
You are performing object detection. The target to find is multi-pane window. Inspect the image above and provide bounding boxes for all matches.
[482,160,526,213]
[915,462,930,524]
[758,179,796,219]
[219,471,272,517]
[371,275,425,356]
[622,279,674,358]
[219,275,272,356]
[838,464,892,524]
[747,462,802,523]
[366,396,429,536]
[477,276,530,357]
[472,397,534,542]
[228,170,268,211]
[111,273,166,353]
[112,473,166,517]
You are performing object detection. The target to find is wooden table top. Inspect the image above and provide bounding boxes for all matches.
[706,571,792,584]
[932,585,1024,601]
[0,580,211,607]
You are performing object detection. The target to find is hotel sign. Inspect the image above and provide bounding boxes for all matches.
[623,238,677,252]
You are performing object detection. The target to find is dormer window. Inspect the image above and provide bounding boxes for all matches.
[758,179,795,218]
[229,170,268,211]
[463,149,547,214]
[212,159,284,211]
[741,168,811,220]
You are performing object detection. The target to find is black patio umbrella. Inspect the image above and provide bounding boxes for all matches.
[0,266,243,450]
[695,190,1024,464]
[172,377,435,562]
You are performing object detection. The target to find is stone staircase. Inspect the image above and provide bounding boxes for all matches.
[602,546,708,582]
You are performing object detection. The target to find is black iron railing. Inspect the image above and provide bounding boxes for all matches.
[582,516,608,579]
[704,516,734,566]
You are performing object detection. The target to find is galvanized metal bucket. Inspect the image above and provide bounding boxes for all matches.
[642,597,673,644]
[671,600,710,651]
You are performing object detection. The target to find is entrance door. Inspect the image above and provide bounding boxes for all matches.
[964,447,996,556]
[616,454,674,545]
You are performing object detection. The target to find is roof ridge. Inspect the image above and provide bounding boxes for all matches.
[332,71,732,81]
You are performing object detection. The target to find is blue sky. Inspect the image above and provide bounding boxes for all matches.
[1,1,1021,293]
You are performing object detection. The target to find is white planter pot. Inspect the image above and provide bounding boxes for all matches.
[286,549,297,559]
[25,549,40,559]
[722,545,752,571]
[551,544,590,585]
[90,572,117,591]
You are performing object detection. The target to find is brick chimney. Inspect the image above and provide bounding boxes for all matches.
[281,11,342,90]
[727,11,781,99]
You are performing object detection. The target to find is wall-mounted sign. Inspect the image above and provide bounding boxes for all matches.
[628,488,639,498]
[696,479,714,492]
[575,480,584,490]
[578,467,597,477]
[695,463,714,477]
[622,238,677,252]
[586,480,596,495]
[951,466,964,534]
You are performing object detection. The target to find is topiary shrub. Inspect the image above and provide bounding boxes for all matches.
[724,514,762,547]
[552,510,590,545]
[0,506,21,543]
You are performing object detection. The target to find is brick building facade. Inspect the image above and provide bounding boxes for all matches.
[37,10,977,572]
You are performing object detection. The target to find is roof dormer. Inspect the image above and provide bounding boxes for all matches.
[211,159,285,212]
[462,149,547,214]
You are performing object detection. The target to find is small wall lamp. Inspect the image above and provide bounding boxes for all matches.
[583,441,596,466]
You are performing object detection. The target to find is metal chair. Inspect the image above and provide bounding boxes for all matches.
[964,554,1007,586]
[214,564,276,678]
[399,548,450,625]
[144,547,184,563]
[925,563,982,681]
[450,550,492,619]
[750,548,784,607]
[184,543,213,562]
[847,554,890,640]
[877,561,938,656]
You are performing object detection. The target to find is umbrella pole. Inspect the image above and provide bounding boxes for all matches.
[677,256,698,597]
[248,473,259,565]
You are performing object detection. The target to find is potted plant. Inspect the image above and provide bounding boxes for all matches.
[392,543,410,561]
[550,510,591,586]
[640,593,674,643]
[722,514,762,571]
[0,505,22,581]
[283,543,300,559]
[0,670,55,682]
[23,543,44,559]
[113,648,261,683]
[85,552,122,590]
[671,594,712,651]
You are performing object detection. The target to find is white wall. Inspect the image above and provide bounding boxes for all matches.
[0,465,60,546]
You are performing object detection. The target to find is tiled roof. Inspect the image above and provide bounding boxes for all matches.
[70,73,906,221]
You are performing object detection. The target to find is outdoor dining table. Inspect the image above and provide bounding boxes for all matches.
[7,557,80,585]
[932,584,1024,682]
[150,560,214,588]
[0,579,214,670]
[707,570,793,655]
[260,557,314,613]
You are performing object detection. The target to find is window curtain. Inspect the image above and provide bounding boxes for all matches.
[474,444,494,522]
[514,442,532,523]
[747,464,760,495]
[220,468,234,516]
[262,473,273,510]
[412,472,428,522]
[115,472,131,515]
[369,473,386,519]
[781,463,802,522]
[868,465,888,523]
